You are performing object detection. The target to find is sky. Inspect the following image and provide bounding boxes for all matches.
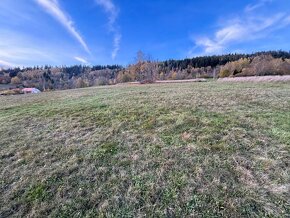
[0,0,290,67]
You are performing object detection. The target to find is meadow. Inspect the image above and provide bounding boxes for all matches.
[0,81,289,217]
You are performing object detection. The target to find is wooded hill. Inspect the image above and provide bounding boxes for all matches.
[1,50,290,90]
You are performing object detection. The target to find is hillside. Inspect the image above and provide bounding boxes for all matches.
[1,51,290,91]
[1,81,289,217]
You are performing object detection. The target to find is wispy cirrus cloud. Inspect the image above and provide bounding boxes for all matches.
[0,59,16,68]
[35,0,90,53]
[112,33,121,60]
[74,56,89,65]
[95,0,118,27]
[189,3,289,56]
[245,0,273,12]
[95,0,121,59]
[0,28,85,67]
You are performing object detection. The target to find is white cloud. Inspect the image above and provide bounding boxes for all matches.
[191,13,288,55]
[245,0,272,12]
[0,59,16,68]
[0,29,85,67]
[35,0,90,53]
[96,0,121,59]
[95,0,118,27]
[111,33,121,60]
[195,38,223,54]
[74,56,89,65]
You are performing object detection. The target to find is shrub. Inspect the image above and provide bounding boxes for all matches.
[95,77,108,86]
[171,72,177,80]
[11,76,21,84]
[75,78,88,88]
[122,73,132,83]
[219,69,230,78]
[117,72,132,83]
[0,75,11,84]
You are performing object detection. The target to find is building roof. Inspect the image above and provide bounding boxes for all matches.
[22,88,41,93]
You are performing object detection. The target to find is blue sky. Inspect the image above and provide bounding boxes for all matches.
[0,0,290,67]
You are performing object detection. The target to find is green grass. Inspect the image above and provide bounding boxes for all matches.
[0,82,290,217]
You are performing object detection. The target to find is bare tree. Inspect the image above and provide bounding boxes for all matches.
[133,50,158,83]
[135,50,146,64]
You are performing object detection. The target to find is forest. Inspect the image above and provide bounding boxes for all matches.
[1,50,290,91]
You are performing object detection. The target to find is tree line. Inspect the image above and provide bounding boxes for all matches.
[1,50,290,90]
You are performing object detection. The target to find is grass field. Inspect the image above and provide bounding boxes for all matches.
[1,82,290,217]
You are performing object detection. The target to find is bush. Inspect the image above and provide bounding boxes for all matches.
[75,78,88,88]
[219,69,230,78]
[11,76,21,84]
[95,77,108,86]
[0,75,11,84]
[171,72,177,80]
[118,73,132,83]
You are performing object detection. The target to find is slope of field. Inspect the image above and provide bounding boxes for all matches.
[1,82,290,217]
[218,75,290,82]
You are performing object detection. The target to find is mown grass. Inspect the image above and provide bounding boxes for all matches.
[0,82,289,217]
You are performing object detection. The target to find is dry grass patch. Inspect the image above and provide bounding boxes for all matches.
[0,82,290,217]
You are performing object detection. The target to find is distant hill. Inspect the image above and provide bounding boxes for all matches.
[1,50,290,91]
